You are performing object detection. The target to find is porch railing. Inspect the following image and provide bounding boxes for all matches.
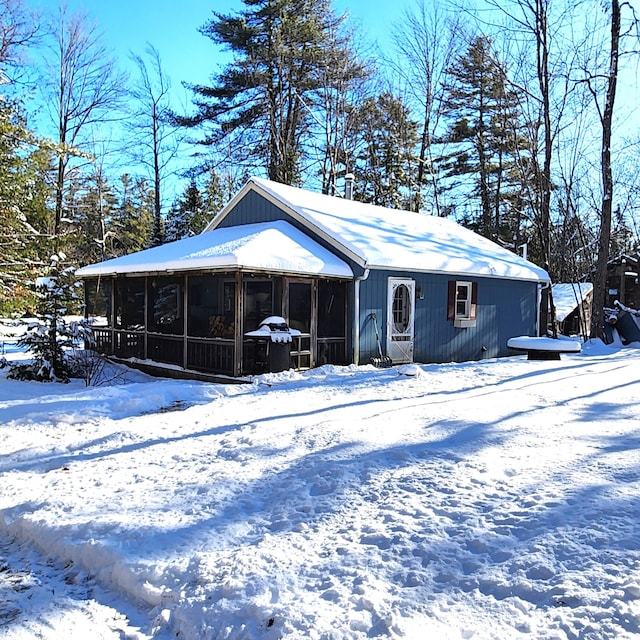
[317,337,347,366]
[187,338,234,376]
[90,328,345,376]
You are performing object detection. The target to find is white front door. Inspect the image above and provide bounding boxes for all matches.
[386,277,415,364]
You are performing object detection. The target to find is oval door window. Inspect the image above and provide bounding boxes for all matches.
[392,284,411,333]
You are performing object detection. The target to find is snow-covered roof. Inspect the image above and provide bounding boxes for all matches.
[75,220,353,279]
[207,177,550,283]
[552,283,593,322]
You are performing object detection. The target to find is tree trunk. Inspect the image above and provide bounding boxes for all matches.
[590,0,620,339]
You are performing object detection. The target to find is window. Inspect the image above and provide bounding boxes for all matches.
[456,281,472,318]
[447,280,477,328]
[392,283,412,333]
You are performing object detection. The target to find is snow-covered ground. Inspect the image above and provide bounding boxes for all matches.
[1,322,640,639]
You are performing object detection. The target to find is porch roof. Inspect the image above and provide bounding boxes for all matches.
[209,178,550,283]
[75,220,353,279]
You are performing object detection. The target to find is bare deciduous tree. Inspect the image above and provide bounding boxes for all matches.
[44,4,126,241]
[0,0,40,83]
[391,0,464,213]
[128,44,183,246]
[588,0,622,338]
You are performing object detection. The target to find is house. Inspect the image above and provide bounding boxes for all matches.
[551,283,593,337]
[76,177,550,379]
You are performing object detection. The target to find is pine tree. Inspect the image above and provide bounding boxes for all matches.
[438,36,528,241]
[0,96,54,315]
[65,169,119,266]
[178,0,349,184]
[202,169,240,222]
[352,92,419,209]
[111,174,154,256]
[165,178,206,242]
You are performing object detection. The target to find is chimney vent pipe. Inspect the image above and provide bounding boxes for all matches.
[345,173,354,200]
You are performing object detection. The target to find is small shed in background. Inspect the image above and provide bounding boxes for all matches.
[552,283,593,337]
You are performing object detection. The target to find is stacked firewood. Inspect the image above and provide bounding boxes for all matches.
[208,315,235,338]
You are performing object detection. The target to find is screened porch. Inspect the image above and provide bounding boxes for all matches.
[84,271,349,378]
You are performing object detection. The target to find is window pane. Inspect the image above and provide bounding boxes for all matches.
[393,284,410,332]
[456,283,470,318]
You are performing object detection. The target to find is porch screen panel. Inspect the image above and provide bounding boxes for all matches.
[147,276,184,335]
[317,280,347,366]
[114,278,145,330]
[288,282,311,333]
[188,275,236,338]
[318,281,346,337]
[85,278,112,325]
[244,280,274,332]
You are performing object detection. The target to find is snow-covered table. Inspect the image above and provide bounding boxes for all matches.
[507,336,582,360]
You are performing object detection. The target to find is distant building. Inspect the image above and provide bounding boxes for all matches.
[76,177,550,379]
[605,255,640,310]
[552,283,593,337]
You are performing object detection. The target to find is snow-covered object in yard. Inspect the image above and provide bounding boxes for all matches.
[207,177,550,282]
[75,220,353,279]
[608,302,640,343]
[507,335,582,353]
[244,316,301,343]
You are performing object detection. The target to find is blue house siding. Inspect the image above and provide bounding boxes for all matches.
[414,275,538,363]
[357,271,539,364]
[217,191,289,228]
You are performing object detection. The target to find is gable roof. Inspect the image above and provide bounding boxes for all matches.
[75,220,353,279]
[207,177,550,283]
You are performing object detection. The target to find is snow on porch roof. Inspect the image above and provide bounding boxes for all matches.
[75,220,353,279]
[213,177,550,283]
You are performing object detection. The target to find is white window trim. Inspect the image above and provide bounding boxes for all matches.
[454,281,476,328]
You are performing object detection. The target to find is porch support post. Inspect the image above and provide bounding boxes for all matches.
[143,277,148,360]
[310,279,318,369]
[353,269,370,365]
[109,277,115,354]
[234,271,243,376]
[183,275,189,370]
